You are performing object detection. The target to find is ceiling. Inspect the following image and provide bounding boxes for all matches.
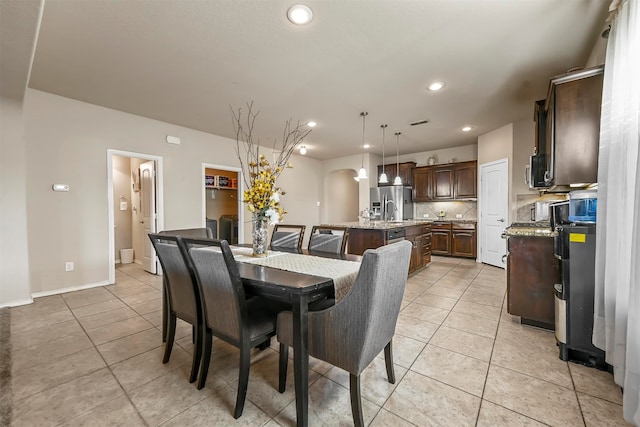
[28,0,609,160]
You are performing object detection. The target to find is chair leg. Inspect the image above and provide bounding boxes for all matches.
[278,343,288,393]
[197,331,212,390]
[384,340,395,384]
[162,314,177,363]
[349,373,364,427]
[189,323,202,383]
[234,346,251,419]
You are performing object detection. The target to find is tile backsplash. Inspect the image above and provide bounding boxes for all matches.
[415,201,477,220]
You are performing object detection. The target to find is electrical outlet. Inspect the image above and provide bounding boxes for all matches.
[65,261,74,272]
[456,214,463,219]
[423,213,429,218]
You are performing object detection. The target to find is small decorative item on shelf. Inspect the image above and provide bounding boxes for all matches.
[205,175,215,187]
[232,102,311,257]
[427,155,437,166]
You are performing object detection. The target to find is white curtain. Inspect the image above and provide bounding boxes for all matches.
[593,0,640,424]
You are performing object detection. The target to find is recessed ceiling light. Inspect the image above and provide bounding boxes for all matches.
[427,81,446,91]
[363,144,370,149]
[287,5,313,25]
[461,126,473,132]
[299,145,307,155]
[307,121,317,127]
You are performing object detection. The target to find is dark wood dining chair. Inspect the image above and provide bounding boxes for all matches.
[270,224,306,251]
[158,228,213,343]
[308,225,349,254]
[277,240,412,427]
[148,233,203,384]
[180,237,289,419]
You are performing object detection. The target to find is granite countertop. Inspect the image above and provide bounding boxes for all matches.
[502,222,557,238]
[322,219,478,230]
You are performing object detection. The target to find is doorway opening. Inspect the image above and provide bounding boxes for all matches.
[202,163,244,244]
[107,150,164,284]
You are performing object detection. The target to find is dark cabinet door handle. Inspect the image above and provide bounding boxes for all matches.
[502,255,507,263]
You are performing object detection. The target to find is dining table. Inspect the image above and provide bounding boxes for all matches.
[231,246,361,427]
[160,243,361,426]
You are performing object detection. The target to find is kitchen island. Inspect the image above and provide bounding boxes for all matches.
[322,219,477,274]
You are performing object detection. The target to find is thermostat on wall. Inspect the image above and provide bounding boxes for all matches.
[52,184,70,192]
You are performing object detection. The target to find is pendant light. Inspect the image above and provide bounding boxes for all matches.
[393,132,402,185]
[378,124,389,183]
[354,112,368,182]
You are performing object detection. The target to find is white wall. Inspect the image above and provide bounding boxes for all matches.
[327,170,359,223]
[478,124,513,222]
[0,97,32,306]
[22,89,323,295]
[512,120,536,220]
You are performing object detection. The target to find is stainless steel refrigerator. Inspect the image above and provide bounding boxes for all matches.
[370,187,414,221]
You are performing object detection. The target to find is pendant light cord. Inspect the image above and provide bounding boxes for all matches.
[361,112,368,168]
[395,132,401,177]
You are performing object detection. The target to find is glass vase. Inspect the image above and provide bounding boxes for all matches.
[252,214,269,257]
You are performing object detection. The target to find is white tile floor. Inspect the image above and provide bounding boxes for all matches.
[7,257,629,426]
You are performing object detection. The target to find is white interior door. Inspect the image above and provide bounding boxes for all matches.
[480,159,508,268]
[140,161,157,273]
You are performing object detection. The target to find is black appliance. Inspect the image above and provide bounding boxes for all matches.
[526,153,548,189]
[553,223,607,368]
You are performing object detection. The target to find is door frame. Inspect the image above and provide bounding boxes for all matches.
[107,149,164,284]
[201,163,244,243]
[478,157,509,267]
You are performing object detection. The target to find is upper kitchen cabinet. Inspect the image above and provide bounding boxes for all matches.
[543,66,604,189]
[413,167,433,201]
[433,165,455,199]
[453,161,477,199]
[377,161,416,187]
[413,161,477,202]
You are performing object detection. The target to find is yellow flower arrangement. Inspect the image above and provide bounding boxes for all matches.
[232,103,310,225]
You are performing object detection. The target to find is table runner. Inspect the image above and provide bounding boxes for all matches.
[232,248,360,301]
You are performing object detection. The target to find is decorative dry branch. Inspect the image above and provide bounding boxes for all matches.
[231,102,311,223]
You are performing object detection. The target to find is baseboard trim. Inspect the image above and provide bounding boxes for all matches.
[31,280,111,300]
[0,298,33,309]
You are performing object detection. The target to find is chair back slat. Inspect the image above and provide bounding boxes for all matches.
[270,224,305,251]
[148,234,199,323]
[182,238,246,342]
[308,226,349,254]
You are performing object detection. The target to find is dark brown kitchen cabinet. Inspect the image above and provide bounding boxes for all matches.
[433,165,455,199]
[406,224,432,274]
[377,162,416,187]
[507,236,559,329]
[430,221,476,258]
[451,223,477,258]
[412,167,433,202]
[454,161,477,199]
[543,66,603,188]
[431,222,451,255]
[413,161,477,201]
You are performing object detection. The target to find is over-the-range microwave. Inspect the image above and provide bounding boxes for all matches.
[525,153,548,189]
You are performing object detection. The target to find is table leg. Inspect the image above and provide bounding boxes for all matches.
[292,294,309,427]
